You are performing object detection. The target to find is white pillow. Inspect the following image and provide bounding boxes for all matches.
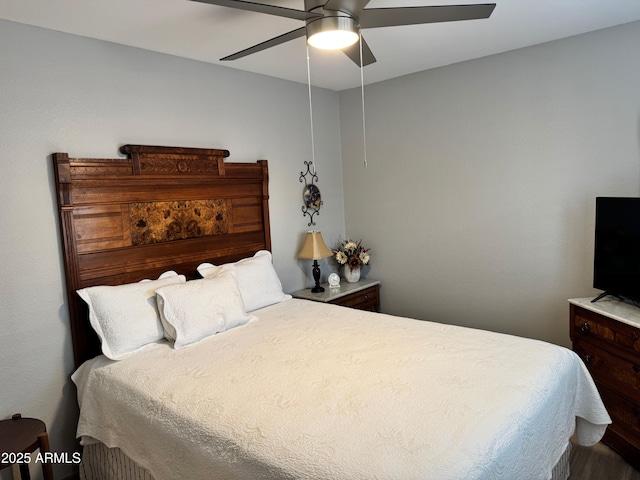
[197,250,291,312]
[77,272,186,360]
[156,271,255,348]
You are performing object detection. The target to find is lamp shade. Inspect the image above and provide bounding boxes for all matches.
[298,231,333,260]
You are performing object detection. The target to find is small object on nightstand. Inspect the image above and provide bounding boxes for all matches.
[298,231,333,293]
[328,273,340,288]
[0,413,55,480]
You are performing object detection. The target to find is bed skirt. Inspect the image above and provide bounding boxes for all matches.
[80,441,572,480]
[553,441,572,480]
[80,444,154,480]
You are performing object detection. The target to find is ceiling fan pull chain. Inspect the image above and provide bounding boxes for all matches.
[359,30,368,169]
[306,44,317,175]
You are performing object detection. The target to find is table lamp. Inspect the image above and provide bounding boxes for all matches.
[298,231,333,293]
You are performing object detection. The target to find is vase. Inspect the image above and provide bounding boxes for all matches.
[344,267,361,283]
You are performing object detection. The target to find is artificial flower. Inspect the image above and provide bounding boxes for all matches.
[333,238,371,270]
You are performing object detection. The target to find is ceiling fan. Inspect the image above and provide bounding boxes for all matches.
[191,0,496,66]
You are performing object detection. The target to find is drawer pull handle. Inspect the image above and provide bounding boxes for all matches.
[583,354,592,365]
[580,322,590,333]
[364,295,369,301]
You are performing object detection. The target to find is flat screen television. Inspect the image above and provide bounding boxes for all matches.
[593,197,640,303]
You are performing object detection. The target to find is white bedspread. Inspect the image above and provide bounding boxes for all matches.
[73,299,610,480]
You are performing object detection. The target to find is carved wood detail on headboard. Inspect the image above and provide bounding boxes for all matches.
[53,145,271,367]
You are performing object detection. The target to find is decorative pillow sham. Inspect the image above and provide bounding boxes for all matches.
[77,272,186,360]
[197,250,291,312]
[156,271,255,348]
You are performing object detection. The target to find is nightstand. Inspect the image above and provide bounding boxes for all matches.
[291,278,381,312]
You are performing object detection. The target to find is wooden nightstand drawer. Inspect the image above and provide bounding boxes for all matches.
[329,285,379,312]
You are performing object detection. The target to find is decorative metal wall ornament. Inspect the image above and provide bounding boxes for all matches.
[300,161,322,226]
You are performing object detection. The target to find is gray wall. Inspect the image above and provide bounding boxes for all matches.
[340,21,640,347]
[0,20,344,479]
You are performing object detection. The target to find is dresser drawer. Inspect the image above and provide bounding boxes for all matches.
[330,285,380,312]
[574,339,640,402]
[597,381,640,443]
[571,305,640,359]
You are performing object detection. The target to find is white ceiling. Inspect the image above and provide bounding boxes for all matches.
[2,0,640,91]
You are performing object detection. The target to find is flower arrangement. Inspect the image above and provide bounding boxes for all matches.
[333,238,371,271]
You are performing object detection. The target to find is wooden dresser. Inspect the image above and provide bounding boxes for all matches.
[291,279,380,312]
[569,297,640,469]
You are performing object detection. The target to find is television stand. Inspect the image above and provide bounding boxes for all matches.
[591,292,624,303]
[569,297,640,469]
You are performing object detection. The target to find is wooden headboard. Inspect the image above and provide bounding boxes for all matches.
[53,145,271,368]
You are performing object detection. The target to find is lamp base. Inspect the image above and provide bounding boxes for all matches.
[311,259,324,294]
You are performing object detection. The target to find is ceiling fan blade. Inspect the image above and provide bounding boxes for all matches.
[359,3,496,29]
[220,26,307,61]
[342,35,376,67]
[323,0,371,17]
[191,0,321,21]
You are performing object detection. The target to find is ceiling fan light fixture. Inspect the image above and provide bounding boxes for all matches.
[307,16,359,50]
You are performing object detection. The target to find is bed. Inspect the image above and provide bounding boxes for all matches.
[53,145,611,480]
